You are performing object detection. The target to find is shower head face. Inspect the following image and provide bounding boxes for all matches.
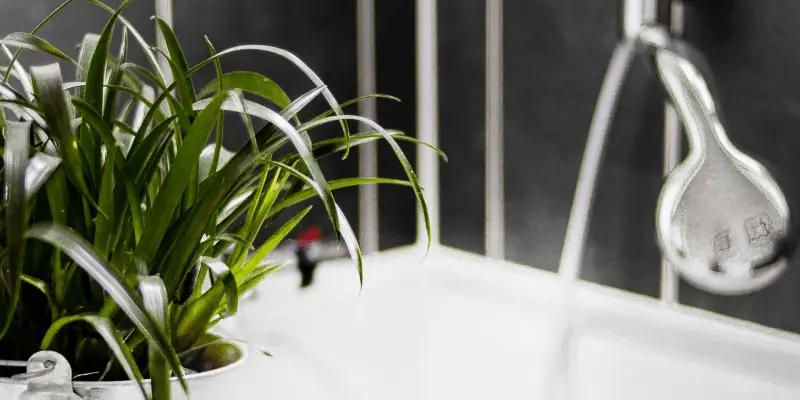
[658,152,791,295]
[652,46,792,295]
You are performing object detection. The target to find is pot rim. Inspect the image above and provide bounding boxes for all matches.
[0,339,249,388]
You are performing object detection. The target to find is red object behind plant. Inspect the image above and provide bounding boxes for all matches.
[296,226,321,247]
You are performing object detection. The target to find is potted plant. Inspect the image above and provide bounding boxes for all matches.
[0,0,441,398]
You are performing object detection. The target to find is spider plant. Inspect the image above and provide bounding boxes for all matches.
[0,0,442,398]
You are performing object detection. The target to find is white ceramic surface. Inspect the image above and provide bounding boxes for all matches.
[228,245,800,399]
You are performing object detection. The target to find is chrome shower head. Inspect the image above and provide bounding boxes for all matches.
[642,27,794,295]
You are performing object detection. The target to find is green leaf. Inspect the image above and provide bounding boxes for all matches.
[284,131,447,163]
[237,264,282,298]
[129,88,175,153]
[230,89,258,152]
[155,18,196,114]
[43,169,69,226]
[95,150,116,257]
[113,70,189,142]
[76,34,101,182]
[263,161,365,286]
[270,177,413,217]
[195,85,323,127]
[198,143,234,182]
[199,257,238,318]
[136,91,229,268]
[279,85,326,149]
[75,34,100,99]
[309,93,400,122]
[0,32,75,64]
[25,153,61,200]
[44,168,69,306]
[63,81,87,91]
[139,276,171,400]
[0,55,34,100]
[173,288,221,350]
[213,233,255,250]
[280,85,327,120]
[179,337,272,359]
[299,115,433,252]
[216,189,254,226]
[131,85,155,131]
[198,71,291,109]
[119,62,170,93]
[336,205,363,287]
[26,223,187,392]
[0,97,42,117]
[0,120,29,339]
[102,27,129,126]
[30,64,99,210]
[186,44,351,157]
[113,120,137,140]
[83,0,167,82]
[85,0,130,116]
[192,94,339,235]
[132,124,176,197]
[21,275,57,320]
[157,85,346,298]
[203,36,226,181]
[41,314,148,399]
[72,98,144,240]
[237,206,311,281]
[128,115,178,184]
[173,260,235,351]
[228,164,282,267]
[0,80,44,126]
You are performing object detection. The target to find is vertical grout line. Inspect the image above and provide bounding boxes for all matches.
[485,0,504,259]
[416,0,440,248]
[660,0,684,305]
[154,0,173,87]
[357,0,379,254]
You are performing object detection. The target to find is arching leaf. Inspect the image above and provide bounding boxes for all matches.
[26,223,187,392]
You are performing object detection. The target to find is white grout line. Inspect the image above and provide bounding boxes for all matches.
[357,0,379,254]
[660,0,684,305]
[416,0,440,247]
[485,0,505,260]
[154,0,173,87]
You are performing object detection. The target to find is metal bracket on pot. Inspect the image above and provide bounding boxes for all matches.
[2,351,83,399]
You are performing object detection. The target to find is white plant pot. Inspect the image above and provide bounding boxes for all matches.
[0,342,262,399]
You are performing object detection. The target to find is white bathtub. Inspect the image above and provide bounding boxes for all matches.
[225,245,800,399]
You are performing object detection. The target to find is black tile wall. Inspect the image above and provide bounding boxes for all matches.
[437,0,487,253]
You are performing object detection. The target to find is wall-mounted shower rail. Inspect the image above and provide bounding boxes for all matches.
[416,0,441,247]
[357,0,379,254]
[155,0,173,86]
[660,0,684,305]
[485,0,505,259]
